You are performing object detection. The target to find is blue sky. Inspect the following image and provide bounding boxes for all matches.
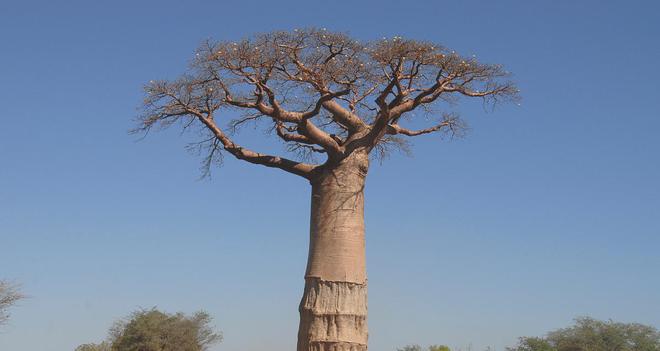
[1,1,659,350]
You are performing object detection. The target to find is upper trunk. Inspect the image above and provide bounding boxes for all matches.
[298,151,370,351]
[306,151,369,284]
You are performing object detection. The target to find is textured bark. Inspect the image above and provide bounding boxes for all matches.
[298,279,368,351]
[298,151,369,351]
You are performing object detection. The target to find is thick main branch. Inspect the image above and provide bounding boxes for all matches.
[198,113,317,178]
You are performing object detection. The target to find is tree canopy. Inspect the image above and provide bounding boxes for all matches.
[137,28,518,178]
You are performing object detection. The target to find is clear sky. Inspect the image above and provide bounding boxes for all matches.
[1,1,659,350]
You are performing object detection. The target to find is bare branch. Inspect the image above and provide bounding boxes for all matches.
[198,114,317,178]
[387,112,466,137]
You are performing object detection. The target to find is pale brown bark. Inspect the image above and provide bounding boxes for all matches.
[298,151,370,351]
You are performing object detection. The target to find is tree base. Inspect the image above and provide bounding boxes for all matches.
[297,278,368,351]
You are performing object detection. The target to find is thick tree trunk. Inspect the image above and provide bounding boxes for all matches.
[297,151,370,351]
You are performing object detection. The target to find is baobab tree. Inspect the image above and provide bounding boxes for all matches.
[136,28,518,351]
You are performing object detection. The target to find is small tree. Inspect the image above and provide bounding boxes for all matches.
[76,308,221,351]
[137,28,518,351]
[110,309,221,351]
[0,280,23,326]
[507,317,660,351]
